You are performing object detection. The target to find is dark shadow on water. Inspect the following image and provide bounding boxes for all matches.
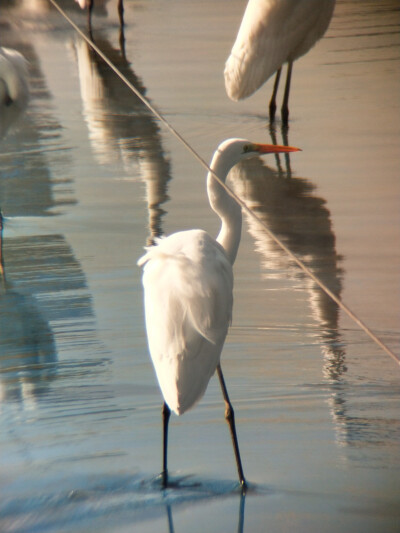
[0,472,257,533]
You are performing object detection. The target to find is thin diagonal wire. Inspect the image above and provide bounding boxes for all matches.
[48,0,399,367]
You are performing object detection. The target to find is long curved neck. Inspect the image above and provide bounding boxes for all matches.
[207,151,242,265]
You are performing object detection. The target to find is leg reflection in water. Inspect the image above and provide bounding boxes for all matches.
[164,491,246,533]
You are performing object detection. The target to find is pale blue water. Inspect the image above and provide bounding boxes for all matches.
[0,1,399,532]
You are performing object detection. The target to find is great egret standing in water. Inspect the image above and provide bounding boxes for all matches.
[138,138,300,489]
[0,47,29,139]
[224,0,335,124]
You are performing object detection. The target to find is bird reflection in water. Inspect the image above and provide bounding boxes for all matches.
[164,490,246,533]
[71,33,171,244]
[227,133,366,453]
[74,0,125,52]
[228,132,346,382]
[0,212,56,408]
[0,212,100,410]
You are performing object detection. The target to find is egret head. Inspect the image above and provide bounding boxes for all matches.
[216,138,301,167]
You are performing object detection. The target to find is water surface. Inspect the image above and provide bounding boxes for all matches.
[0,1,399,532]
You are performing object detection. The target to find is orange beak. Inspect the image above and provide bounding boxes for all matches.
[257,143,301,154]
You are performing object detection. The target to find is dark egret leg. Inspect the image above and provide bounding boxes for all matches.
[217,364,247,491]
[118,0,125,27]
[269,68,281,122]
[162,401,171,488]
[281,61,293,126]
[87,0,94,34]
[118,0,126,58]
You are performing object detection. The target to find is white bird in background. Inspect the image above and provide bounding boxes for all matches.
[224,0,336,124]
[138,138,300,489]
[0,47,29,139]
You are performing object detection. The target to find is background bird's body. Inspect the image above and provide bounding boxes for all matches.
[74,0,109,9]
[0,47,29,138]
[139,229,233,415]
[225,0,335,103]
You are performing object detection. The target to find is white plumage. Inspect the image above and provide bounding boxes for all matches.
[74,0,109,9]
[0,47,29,139]
[138,138,300,488]
[225,0,335,121]
[139,230,233,414]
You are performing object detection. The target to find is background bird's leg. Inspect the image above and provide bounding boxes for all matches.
[162,401,171,488]
[217,364,247,491]
[281,61,293,125]
[87,0,94,35]
[269,68,281,122]
[118,0,125,27]
[118,0,126,58]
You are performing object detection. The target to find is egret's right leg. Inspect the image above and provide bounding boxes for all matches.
[117,0,126,57]
[87,0,94,33]
[118,0,125,27]
[162,401,171,488]
[281,61,293,125]
[217,364,247,492]
[269,68,282,122]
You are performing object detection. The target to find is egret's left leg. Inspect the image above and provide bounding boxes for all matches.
[217,364,247,491]
[269,68,282,122]
[162,401,171,488]
[281,61,293,125]
[87,0,94,33]
[118,0,125,27]
[118,0,126,58]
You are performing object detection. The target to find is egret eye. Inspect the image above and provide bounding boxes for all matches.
[242,144,253,154]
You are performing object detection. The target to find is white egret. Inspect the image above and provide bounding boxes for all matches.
[0,47,29,139]
[224,0,335,124]
[138,138,300,489]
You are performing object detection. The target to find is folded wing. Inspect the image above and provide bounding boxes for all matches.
[138,230,233,414]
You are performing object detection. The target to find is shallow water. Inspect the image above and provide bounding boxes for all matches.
[0,1,399,532]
